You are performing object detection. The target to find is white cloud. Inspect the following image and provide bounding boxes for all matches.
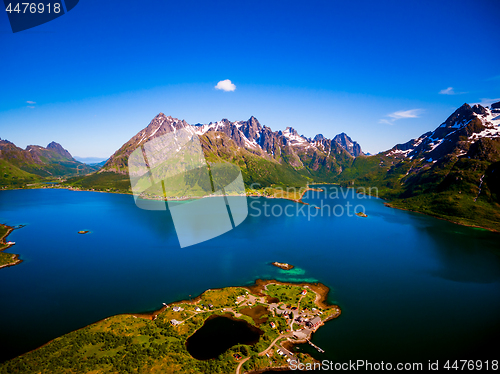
[439,87,455,95]
[27,106,35,109]
[215,79,236,92]
[26,100,36,104]
[388,109,422,120]
[486,75,500,81]
[380,109,422,125]
[476,98,500,107]
[378,119,393,125]
[439,87,466,95]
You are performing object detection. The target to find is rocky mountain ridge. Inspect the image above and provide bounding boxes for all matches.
[102,114,362,183]
[386,103,500,162]
[0,139,98,179]
[336,101,500,231]
[333,132,364,157]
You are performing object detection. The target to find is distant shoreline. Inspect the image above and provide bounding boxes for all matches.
[2,185,498,234]
[1,184,320,205]
[384,202,500,234]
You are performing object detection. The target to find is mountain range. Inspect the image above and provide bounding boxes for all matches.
[337,102,500,229]
[0,140,99,186]
[1,101,499,230]
[99,115,362,188]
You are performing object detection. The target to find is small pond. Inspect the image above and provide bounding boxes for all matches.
[186,315,263,360]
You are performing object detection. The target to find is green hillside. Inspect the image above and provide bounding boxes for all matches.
[63,131,353,195]
[0,140,99,182]
[335,147,500,231]
[0,159,40,187]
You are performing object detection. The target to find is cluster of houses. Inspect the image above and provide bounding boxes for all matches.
[235,295,245,305]
[166,287,325,336]
[293,314,322,329]
[276,348,298,365]
[306,316,322,328]
[167,305,185,326]
[168,303,217,326]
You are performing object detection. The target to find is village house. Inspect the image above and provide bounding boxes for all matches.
[307,316,322,328]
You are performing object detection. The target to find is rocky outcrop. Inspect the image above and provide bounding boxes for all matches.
[333,133,363,157]
[103,114,360,175]
[47,141,74,160]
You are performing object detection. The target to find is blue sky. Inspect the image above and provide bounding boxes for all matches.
[1,0,499,157]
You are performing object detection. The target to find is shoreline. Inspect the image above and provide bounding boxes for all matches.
[148,277,337,320]
[6,278,340,372]
[384,202,500,234]
[3,184,498,234]
[351,186,500,234]
[0,224,22,269]
[243,279,335,310]
[1,184,321,205]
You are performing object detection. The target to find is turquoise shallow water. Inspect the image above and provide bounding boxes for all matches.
[0,187,499,364]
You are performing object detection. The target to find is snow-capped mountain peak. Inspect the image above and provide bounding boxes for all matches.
[386,101,500,161]
[281,127,309,146]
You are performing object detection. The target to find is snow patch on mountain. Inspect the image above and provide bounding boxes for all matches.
[283,127,308,145]
[385,102,500,162]
[386,149,412,157]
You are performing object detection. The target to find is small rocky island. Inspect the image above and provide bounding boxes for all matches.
[1,279,341,374]
[356,212,368,217]
[271,261,294,270]
[77,230,90,234]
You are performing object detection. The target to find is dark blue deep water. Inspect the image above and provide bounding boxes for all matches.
[0,187,499,364]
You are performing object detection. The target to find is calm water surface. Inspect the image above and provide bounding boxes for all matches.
[186,315,262,360]
[0,187,499,364]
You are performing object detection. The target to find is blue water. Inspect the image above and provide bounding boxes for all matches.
[0,187,499,364]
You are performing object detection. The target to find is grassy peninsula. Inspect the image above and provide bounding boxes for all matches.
[0,224,21,269]
[0,280,340,374]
